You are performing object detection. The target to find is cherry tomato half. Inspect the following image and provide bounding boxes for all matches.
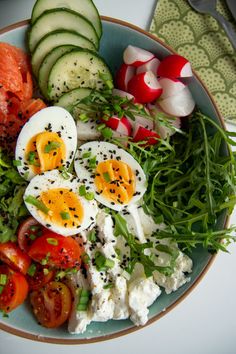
[17,217,46,253]
[26,263,55,291]
[28,233,82,270]
[0,242,31,274]
[0,265,29,312]
[30,281,72,328]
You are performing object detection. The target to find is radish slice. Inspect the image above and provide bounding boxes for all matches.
[133,124,159,145]
[136,57,160,75]
[158,78,186,99]
[134,114,154,130]
[103,116,120,130]
[123,45,155,67]
[128,71,163,104]
[117,116,132,136]
[112,88,135,101]
[158,86,195,117]
[116,63,136,91]
[157,54,193,79]
[103,116,132,136]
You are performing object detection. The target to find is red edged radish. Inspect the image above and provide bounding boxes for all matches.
[158,78,185,99]
[103,116,132,136]
[133,124,159,145]
[157,54,193,79]
[123,45,155,67]
[116,63,136,91]
[112,88,134,101]
[158,86,195,117]
[136,57,160,75]
[127,71,163,104]
[133,114,154,130]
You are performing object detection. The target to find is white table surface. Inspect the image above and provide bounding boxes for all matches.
[0,1,236,353]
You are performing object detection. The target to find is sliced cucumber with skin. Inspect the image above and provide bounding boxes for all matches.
[31,0,102,39]
[31,30,96,77]
[28,8,99,52]
[54,87,92,109]
[47,48,112,101]
[38,45,77,99]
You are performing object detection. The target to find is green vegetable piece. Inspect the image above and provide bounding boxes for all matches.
[88,230,96,242]
[82,151,91,159]
[46,238,59,246]
[101,127,113,139]
[27,263,37,277]
[85,192,94,200]
[44,141,61,153]
[13,160,22,167]
[103,172,111,183]
[60,211,70,220]
[79,185,86,196]
[25,195,49,214]
[0,274,7,285]
[88,156,97,169]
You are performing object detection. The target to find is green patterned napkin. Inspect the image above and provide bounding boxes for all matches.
[149,0,236,122]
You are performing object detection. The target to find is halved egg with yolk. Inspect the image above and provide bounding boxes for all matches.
[15,106,77,181]
[74,141,147,211]
[24,169,98,236]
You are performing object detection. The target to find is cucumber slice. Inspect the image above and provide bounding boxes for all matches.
[54,87,92,109]
[31,0,102,39]
[38,45,77,99]
[31,30,96,77]
[28,8,99,52]
[47,48,112,101]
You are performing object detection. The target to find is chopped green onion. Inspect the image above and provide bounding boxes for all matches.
[103,172,111,183]
[88,156,97,169]
[60,211,70,220]
[79,185,86,196]
[29,225,40,232]
[43,268,49,275]
[29,233,37,241]
[0,274,7,285]
[76,289,91,312]
[58,166,70,180]
[27,263,37,277]
[82,151,91,159]
[101,127,113,139]
[13,159,21,167]
[23,171,29,179]
[0,285,4,295]
[88,230,96,242]
[94,252,115,271]
[85,192,94,201]
[25,195,49,214]
[27,151,39,166]
[106,80,114,90]
[55,270,66,280]
[46,238,58,246]
[79,113,89,122]
[41,252,50,266]
[81,252,90,264]
[97,123,106,131]
[44,141,61,153]
[103,283,113,289]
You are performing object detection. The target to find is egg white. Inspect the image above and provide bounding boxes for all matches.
[74,141,147,211]
[15,106,77,181]
[24,169,98,236]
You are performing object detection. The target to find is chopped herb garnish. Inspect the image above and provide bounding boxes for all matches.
[27,151,39,166]
[58,166,70,180]
[46,237,59,246]
[94,251,115,271]
[82,151,91,159]
[41,252,50,266]
[103,172,111,183]
[88,156,97,169]
[44,141,61,153]
[103,283,113,289]
[76,288,91,312]
[27,263,37,277]
[79,113,89,122]
[0,274,7,285]
[60,211,70,220]
[85,192,94,200]
[79,185,86,196]
[25,195,49,214]
[88,229,96,242]
[13,160,21,167]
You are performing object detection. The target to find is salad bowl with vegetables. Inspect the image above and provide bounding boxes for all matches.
[0,0,236,344]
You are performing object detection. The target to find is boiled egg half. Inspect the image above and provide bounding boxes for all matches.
[74,141,147,211]
[15,106,77,181]
[24,169,98,236]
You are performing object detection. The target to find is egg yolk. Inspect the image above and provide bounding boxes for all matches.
[25,131,66,174]
[38,188,84,229]
[95,159,135,205]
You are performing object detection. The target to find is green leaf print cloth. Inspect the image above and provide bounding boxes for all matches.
[149,0,236,122]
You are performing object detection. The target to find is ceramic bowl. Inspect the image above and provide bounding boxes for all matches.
[0,17,226,344]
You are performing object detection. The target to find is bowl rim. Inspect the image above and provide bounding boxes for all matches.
[0,16,227,345]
